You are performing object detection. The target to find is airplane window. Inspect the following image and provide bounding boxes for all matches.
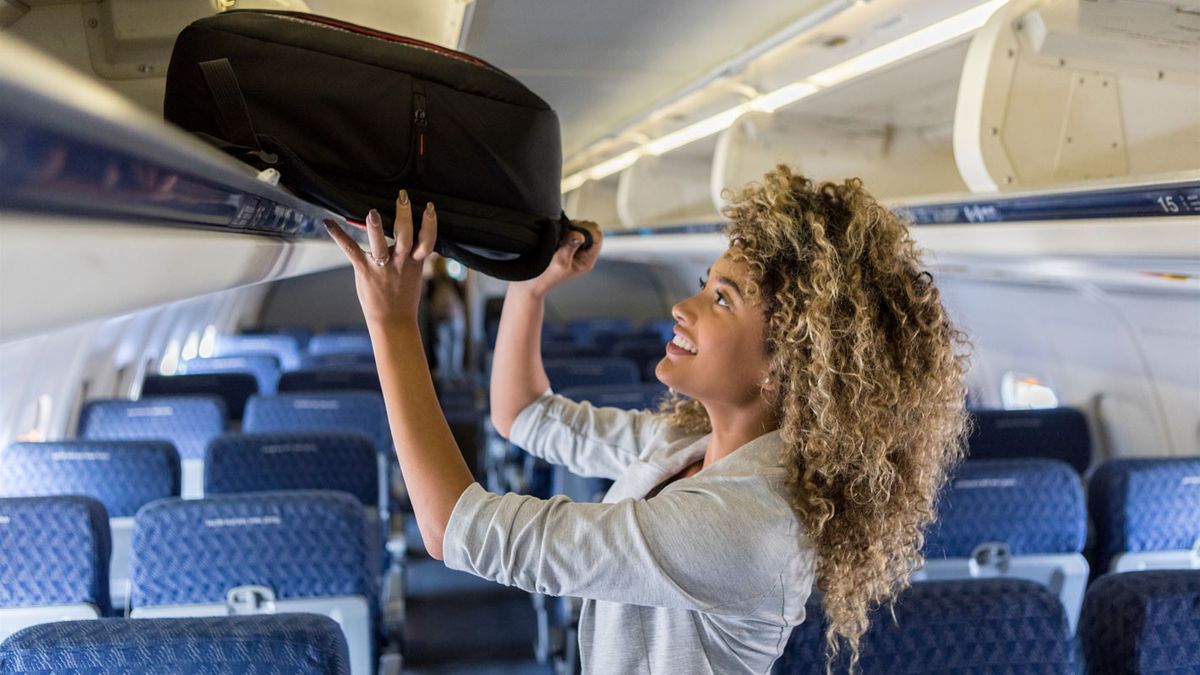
[180,331,200,361]
[1001,371,1059,410]
[198,325,217,358]
[159,339,182,376]
[14,394,51,442]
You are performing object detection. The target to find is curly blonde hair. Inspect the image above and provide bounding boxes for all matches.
[659,165,971,671]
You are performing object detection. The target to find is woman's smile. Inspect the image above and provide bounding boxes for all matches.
[666,330,698,356]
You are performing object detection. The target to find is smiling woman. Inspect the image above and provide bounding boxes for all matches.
[330,163,969,674]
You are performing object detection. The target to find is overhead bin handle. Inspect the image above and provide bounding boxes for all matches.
[199,58,262,153]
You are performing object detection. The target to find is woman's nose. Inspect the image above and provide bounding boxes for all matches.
[671,299,694,326]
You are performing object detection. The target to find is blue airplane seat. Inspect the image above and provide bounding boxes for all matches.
[1079,570,1200,675]
[565,318,635,347]
[130,491,375,675]
[915,459,1089,633]
[142,373,257,422]
[240,325,314,350]
[243,393,390,455]
[1088,457,1200,573]
[215,333,303,371]
[610,338,667,381]
[308,333,374,356]
[204,432,397,629]
[0,441,179,519]
[641,319,675,344]
[543,357,640,391]
[183,354,281,395]
[277,368,381,394]
[966,407,1092,473]
[301,353,376,370]
[0,615,350,674]
[242,393,393,534]
[78,396,225,500]
[773,579,1074,674]
[0,496,111,642]
[204,433,378,508]
[0,441,178,615]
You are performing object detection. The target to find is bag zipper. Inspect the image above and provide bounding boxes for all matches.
[413,81,427,175]
[257,10,512,79]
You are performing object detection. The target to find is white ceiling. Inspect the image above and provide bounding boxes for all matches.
[462,0,836,157]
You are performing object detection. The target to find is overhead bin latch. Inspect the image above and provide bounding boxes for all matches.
[226,584,277,614]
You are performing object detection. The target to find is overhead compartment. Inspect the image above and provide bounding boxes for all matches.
[953,0,1200,192]
[616,140,723,228]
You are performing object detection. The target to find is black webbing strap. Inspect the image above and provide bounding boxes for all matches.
[198,58,260,150]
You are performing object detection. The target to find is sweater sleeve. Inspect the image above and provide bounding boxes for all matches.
[508,390,673,480]
[442,482,789,617]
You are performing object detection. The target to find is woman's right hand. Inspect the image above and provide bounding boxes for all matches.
[512,220,603,297]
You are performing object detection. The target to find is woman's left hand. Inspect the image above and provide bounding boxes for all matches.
[324,189,437,327]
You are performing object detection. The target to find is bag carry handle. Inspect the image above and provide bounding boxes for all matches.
[562,216,594,251]
[199,58,261,152]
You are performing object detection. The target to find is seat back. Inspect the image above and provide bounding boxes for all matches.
[215,334,302,371]
[1089,457,1200,573]
[183,354,281,395]
[774,579,1074,674]
[240,325,314,350]
[130,491,374,675]
[0,615,350,674]
[205,433,378,508]
[0,441,179,614]
[277,369,381,395]
[543,357,639,390]
[609,339,667,381]
[0,497,110,642]
[565,318,634,346]
[301,353,376,370]
[1080,570,1200,675]
[0,441,178,518]
[967,408,1092,473]
[308,333,373,356]
[916,459,1089,632]
[142,373,258,422]
[243,393,389,454]
[79,397,224,500]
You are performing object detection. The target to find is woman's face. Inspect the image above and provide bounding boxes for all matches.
[655,250,770,407]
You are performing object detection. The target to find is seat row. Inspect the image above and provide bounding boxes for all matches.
[76,391,391,498]
[0,490,379,674]
[0,615,350,674]
[771,571,1200,674]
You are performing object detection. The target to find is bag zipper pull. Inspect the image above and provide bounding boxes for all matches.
[413,89,428,174]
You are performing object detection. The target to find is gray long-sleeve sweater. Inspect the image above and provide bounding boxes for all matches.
[443,391,816,674]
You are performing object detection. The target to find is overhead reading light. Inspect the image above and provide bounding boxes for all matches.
[562,0,1008,192]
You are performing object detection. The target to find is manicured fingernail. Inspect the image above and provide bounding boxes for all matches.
[368,209,381,226]
[398,189,409,205]
[323,219,335,230]
[570,237,582,246]
[425,202,435,214]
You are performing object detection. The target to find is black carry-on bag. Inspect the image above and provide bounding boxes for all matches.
[165,10,587,281]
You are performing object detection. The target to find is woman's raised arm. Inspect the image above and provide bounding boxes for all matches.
[489,221,602,438]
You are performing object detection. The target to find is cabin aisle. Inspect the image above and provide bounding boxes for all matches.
[402,514,552,675]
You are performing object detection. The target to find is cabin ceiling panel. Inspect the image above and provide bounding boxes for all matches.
[463,0,837,156]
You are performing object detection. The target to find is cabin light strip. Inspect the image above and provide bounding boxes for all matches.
[561,0,1009,193]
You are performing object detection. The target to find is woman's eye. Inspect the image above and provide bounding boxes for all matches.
[715,291,731,308]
